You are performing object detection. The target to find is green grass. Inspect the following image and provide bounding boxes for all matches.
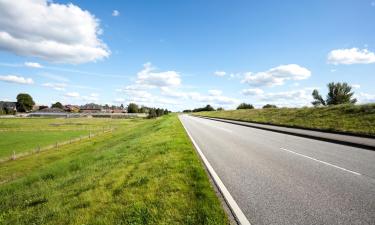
[0,114,228,225]
[0,118,128,158]
[195,104,375,136]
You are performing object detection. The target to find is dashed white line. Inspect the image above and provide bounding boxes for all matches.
[279,147,361,176]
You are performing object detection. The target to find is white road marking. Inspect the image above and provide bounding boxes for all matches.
[180,115,251,225]
[189,116,233,133]
[279,147,361,176]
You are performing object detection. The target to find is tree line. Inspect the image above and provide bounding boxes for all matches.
[182,82,358,113]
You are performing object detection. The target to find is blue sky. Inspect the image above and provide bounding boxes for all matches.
[0,0,375,111]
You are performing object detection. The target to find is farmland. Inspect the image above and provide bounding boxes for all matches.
[0,118,125,159]
[0,115,228,225]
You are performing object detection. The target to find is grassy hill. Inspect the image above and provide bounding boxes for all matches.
[0,115,228,225]
[194,104,375,136]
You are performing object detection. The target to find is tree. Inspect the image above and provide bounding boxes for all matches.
[237,103,254,110]
[262,104,277,109]
[183,109,192,113]
[147,108,157,119]
[51,102,63,109]
[312,89,326,106]
[312,82,357,106]
[217,107,224,111]
[156,108,164,117]
[193,105,215,112]
[127,103,139,113]
[16,93,35,112]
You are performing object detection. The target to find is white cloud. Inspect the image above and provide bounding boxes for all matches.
[242,64,311,87]
[242,88,264,96]
[42,82,66,91]
[82,93,99,102]
[328,48,375,65]
[214,71,226,77]
[356,92,375,103]
[208,89,222,96]
[0,75,33,84]
[25,62,43,68]
[64,92,80,98]
[255,88,315,107]
[136,62,181,87]
[112,10,120,16]
[114,98,125,103]
[161,87,239,106]
[352,84,361,89]
[0,0,110,64]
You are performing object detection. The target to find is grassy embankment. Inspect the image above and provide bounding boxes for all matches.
[0,118,126,159]
[0,114,228,225]
[195,104,375,136]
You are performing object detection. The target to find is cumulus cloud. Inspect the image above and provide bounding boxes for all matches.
[242,64,311,87]
[254,88,315,107]
[208,89,222,96]
[214,71,226,77]
[112,10,120,16]
[136,62,181,87]
[352,84,361,89]
[64,92,80,98]
[114,98,125,103]
[161,87,238,106]
[25,62,43,68]
[0,0,110,64]
[328,48,375,65]
[242,88,264,96]
[82,93,99,102]
[42,82,66,91]
[356,92,375,103]
[0,75,33,84]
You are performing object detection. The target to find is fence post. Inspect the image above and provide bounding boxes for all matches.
[11,151,16,160]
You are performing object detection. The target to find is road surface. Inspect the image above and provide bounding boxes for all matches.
[179,115,375,225]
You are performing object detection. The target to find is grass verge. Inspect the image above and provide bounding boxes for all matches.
[195,104,375,136]
[0,114,228,225]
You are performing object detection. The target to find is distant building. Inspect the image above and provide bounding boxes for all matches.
[0,101,16,114]
[80,103,102,113]
[39,107,65,113]
[64,105,80,113]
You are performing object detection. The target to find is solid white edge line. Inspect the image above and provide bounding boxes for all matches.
[279,147,361,176]
[180,115,251,225]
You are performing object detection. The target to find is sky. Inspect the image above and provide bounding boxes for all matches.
[0,0,375,111]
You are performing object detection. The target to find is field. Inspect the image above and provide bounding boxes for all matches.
[0,115,228,225]
[195,104,375,136]
[0,118,123,159]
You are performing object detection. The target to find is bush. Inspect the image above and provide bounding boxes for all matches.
[263,104,277,109]
[237,103,254,110]
[192,105,215,112]
[147,109,157,119]
[127,103,139,113]
[51,102,64,109]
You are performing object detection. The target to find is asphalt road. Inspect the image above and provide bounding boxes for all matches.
[179,114,375,225]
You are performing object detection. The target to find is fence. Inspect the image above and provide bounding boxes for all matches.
[0,128,114,163]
